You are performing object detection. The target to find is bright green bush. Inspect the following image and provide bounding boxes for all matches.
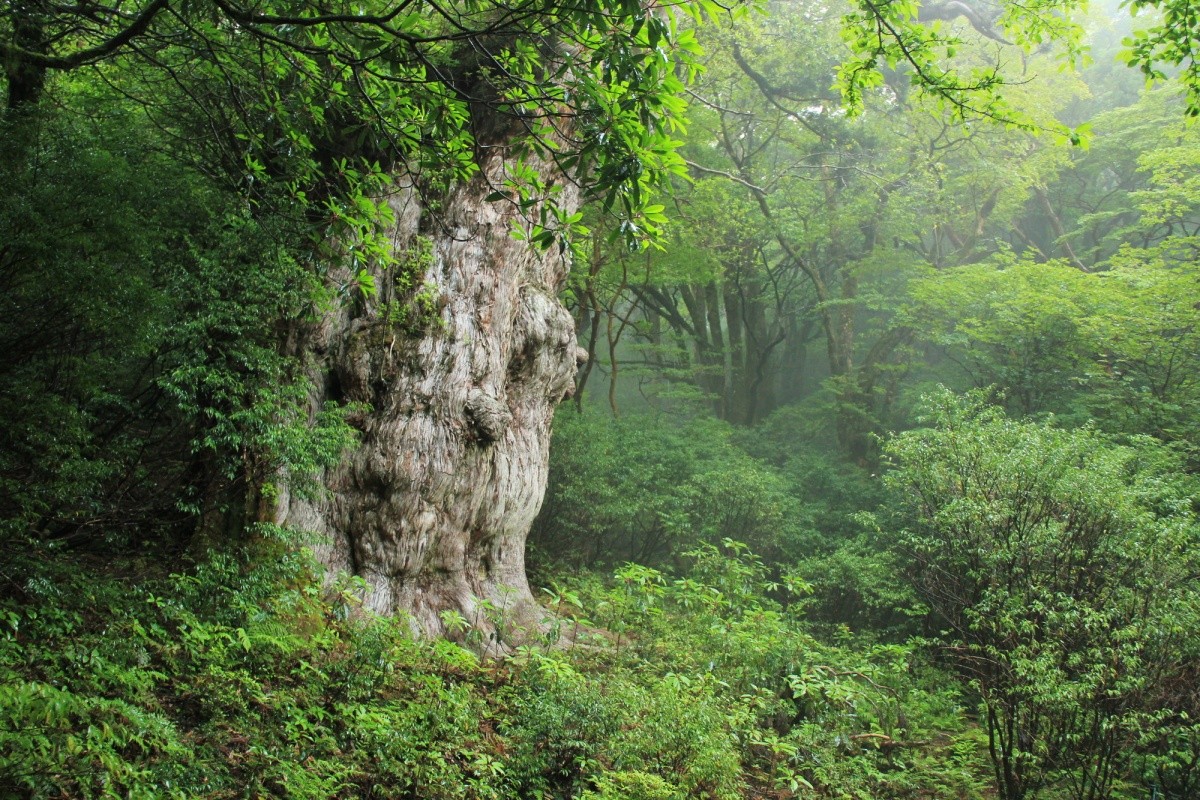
[532,409,818,571]
[580,770,685,800]
[500,652,743,799]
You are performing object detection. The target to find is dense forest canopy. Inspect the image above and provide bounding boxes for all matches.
[3,0,1200,797]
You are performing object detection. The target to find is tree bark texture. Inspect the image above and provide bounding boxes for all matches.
[277,147,584,652]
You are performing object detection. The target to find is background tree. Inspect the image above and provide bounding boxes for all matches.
[904,256,1099,417]
[883,390,1200,800]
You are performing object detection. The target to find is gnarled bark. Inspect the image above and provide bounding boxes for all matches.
[277,146,584,653]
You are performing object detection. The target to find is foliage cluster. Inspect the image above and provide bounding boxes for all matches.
[0,104,359,549]
[905,238,1200,455]
[532,408,914,635]
[573,8,1200,471]
[532,411,814,569]
[536,383,1200,799]
[532,407,916,638]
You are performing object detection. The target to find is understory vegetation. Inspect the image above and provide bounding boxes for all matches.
[3,530,991,800]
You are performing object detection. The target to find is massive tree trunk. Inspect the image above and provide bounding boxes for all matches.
[276,142,584,652]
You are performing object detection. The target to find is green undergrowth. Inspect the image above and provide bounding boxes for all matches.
[1,535,989,800]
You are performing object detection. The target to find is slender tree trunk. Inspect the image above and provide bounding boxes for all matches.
[723,276,746,421]
[606,262,631,416]
[704,283,729,412]
[680,283,725,415]
[1035,185,1089,271]
[573,236,604,410]
[276,144,584,652]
